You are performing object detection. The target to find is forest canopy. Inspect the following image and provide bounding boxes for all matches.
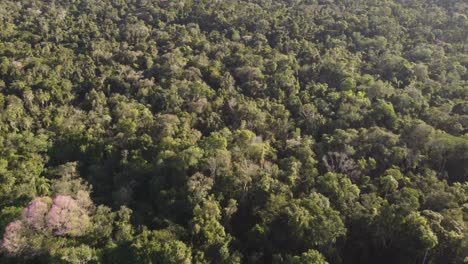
[0,0,467,263]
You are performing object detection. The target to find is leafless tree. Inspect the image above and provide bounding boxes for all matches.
[322,152,361,181]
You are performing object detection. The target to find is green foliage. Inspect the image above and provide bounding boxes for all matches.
[274,249,328,264]
[0,0,466,263]
[131,229,191,264]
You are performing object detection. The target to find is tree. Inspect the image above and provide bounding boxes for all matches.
[274,249,328,264]
[190,197,238,263]
[46,195,91,237]
[131,229,192,264]
[255,192,346,255]
[316,172,360,216]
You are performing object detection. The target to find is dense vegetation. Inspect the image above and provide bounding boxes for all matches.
[0,0,467,263]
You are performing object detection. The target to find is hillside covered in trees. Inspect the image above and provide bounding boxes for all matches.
[0,0,467,263]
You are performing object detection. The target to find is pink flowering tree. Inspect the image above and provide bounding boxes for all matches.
[45,195,91,237]
[21,197,51,230]
[1,195,91,257]
[0,221,28,256]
